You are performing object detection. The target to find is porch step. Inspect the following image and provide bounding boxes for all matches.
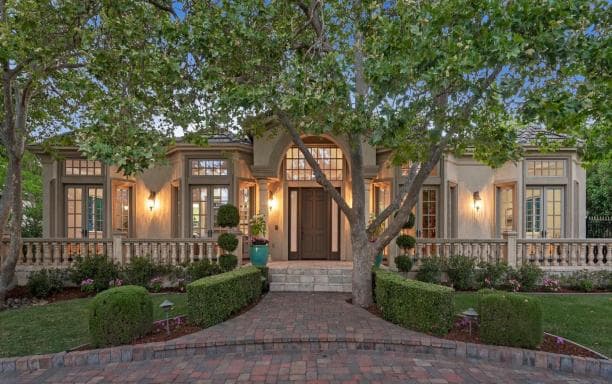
[267,262,352,293]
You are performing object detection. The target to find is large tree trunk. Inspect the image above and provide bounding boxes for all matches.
[351,226,373,307]
[0,152,21,308]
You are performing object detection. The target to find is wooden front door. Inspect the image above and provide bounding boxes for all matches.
[299,188,330,259]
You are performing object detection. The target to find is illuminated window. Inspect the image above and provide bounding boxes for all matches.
[191,185,229,237]
[285,146,343,181]
[238,185,255,235]
[113,186,130,233]
[527,159,565,177]
[498,186,515,233]
[65,159,102,176]
[190,159,228,176]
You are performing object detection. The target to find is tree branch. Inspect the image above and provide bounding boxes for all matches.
[274,108,355,220]
[144,0,177,17]
[295,0,332,53]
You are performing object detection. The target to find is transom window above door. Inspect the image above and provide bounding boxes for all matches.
[190,159,228,176]
[285,145,344,181]
[65,159,102,176]
[526,159,565,177]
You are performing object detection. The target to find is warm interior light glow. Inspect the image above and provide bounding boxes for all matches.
[473,191,482,212]
[147,191,156,211]
[268,196,277,212]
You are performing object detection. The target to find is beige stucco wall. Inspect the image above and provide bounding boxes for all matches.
[34,138,589,265]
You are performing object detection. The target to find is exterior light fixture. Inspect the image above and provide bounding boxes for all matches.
[147,191,156,211]
[159,299,174,335]
[473,191,482,212]
[462,307,479,335]
[268,191,276,212]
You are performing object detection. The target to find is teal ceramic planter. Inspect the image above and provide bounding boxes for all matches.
[374,253,383,268]
[250,244,269,267]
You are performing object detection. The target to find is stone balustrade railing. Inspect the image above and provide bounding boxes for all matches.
[2,233,610,271]
[414,238,507,266]
[516,238,610,269]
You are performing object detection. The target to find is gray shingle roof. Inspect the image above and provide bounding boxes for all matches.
[517,125,573,145]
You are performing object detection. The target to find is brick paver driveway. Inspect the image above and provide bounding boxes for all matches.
[1,293,607,383]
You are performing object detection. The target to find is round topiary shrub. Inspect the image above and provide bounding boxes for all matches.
[216,204,240,228]
[218,233,239,253]
[402,212,416,229]
[219,254,238,272]
[394,255,413,272]
[89,285,153,347]
[395,234,416,251]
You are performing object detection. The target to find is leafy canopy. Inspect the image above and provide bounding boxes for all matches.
[181,0,609,168]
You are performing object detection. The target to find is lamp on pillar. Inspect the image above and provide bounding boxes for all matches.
[472,191,482,213]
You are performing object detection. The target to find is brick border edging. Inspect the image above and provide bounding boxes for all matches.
[1,335,610,380]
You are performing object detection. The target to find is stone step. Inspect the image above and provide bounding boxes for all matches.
[269,273,351,285]
[269,282,352,293]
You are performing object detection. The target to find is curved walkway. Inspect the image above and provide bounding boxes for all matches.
[1,293,609,383]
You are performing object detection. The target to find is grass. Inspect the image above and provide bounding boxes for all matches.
[454,292,612,357]
[0,293,187,358]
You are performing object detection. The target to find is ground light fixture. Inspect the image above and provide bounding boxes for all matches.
[462,307,479,336]
[160,299,174,335]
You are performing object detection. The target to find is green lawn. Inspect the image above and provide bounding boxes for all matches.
[0,293,187,358]
[454,292,612,357]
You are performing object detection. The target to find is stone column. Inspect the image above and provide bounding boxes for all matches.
[257,179,269,216]
[503,231,517,267]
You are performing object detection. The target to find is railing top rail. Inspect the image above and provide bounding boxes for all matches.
[122,238,220,242]
[7,238,113,243]
[517,238,612,243]
[415,238,507,243]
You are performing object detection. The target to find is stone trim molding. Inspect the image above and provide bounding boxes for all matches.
[1,334,610,380]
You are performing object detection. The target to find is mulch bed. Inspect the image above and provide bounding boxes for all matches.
[6,286,92,304]
[347,298,603,359]
[73,295,264,351]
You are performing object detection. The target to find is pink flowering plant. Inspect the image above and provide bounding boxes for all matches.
[148,276,163,292]
[541,278,561,292]
[508,278,521,292]
[80,278,95,293]
[108,278,123,288]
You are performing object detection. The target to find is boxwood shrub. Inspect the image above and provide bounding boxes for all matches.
[478,290,543,349]
[89,285,153,347]
[374,269,454,336]
[187,266,261,327]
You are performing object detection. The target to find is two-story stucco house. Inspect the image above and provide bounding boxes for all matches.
[29,125,586,267]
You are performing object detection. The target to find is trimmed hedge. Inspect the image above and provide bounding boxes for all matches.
[219,254,238,272]
[89,285,153,347]
[187,266,262,327]
[478,290,543,348]
[374,269,454,336]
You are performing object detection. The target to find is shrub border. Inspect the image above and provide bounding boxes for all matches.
[1,328,609,379]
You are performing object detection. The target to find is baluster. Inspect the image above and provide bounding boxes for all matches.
[187,242,193,263]
[170,243,177,265]
[24,242,33,265]
[587,243,595,265]
[42,242,51,265]
[206,242,213,262]
[178,242,186,264]
[62,242,70,266]
[151,242,158,265]
[560,242,567,266]
[578,242,586,266]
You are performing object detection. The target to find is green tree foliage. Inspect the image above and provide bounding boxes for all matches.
[586,159,612,216]
[179,1,608,306]
[0,149,42,237]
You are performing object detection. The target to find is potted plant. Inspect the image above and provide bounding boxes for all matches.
[249,213,269,266]
[368,214,385,267]
[216,204,241,268]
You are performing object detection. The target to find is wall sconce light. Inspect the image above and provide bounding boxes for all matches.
[147,191,156,211]
[473,191,482,213]
[268,192,277,212]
